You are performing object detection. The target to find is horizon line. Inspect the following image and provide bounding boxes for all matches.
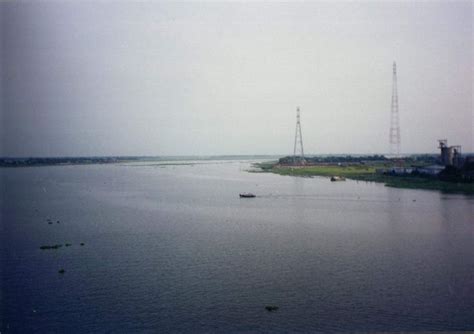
[1,152,459,160]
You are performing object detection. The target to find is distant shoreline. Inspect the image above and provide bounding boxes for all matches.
[3,153,466,168]
[0,155,281,168]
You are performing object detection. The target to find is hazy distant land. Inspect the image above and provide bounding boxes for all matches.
[0,155,281,167]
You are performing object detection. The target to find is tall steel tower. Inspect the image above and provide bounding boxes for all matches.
[389,61,401,157]
[293,107,305,165]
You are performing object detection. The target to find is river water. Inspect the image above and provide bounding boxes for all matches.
[1,160,473,332]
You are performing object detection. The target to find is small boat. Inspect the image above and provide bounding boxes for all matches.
[330,176,346,182]
[239,193,256,198]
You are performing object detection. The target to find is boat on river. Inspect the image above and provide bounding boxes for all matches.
[239,193,256,198]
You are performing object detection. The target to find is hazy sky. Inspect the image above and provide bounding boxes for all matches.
[1,1,472,157]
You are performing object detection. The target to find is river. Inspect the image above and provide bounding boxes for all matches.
[1,160,473,332]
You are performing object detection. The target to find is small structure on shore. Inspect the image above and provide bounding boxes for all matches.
[416,165,445,176]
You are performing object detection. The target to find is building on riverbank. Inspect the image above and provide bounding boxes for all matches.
[438,139,463,167]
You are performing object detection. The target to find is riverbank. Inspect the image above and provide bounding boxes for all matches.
[254,162,474,195]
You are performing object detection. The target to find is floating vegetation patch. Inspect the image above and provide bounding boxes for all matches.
[265,305,279,312]
[40,244,63,250]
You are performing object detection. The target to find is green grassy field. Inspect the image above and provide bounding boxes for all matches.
[254,163,474,195]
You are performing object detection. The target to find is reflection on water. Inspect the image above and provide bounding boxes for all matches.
[1,161,473,332]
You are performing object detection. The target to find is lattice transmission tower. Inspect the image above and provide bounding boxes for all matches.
[293,107,305,165]
[389,61,401,157]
